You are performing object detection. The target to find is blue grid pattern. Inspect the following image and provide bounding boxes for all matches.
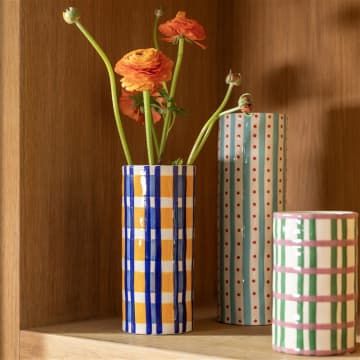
[122,165,194,334]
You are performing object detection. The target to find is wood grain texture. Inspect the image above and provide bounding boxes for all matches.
[0,0,20,358]
[20,332,201,360]
[226,0,360,211]
[19,309,360,359]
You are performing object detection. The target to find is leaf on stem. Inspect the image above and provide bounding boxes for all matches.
[172,158,184,165]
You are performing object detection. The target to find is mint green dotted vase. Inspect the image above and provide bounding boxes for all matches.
[218,112,287,325]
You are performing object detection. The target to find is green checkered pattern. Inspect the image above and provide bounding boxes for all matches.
[272,215,357,355]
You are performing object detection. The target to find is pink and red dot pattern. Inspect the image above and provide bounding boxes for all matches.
[218,112,286,326]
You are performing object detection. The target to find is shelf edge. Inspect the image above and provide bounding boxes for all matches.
[20,330,216,360]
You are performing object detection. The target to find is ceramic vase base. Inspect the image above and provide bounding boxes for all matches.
[122,321,193,335]
[218,317,271,326]
[273,345,356,356]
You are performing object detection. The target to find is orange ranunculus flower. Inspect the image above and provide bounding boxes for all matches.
[158,11,206,49]
[115,48,173,92]
[119,89,163,124]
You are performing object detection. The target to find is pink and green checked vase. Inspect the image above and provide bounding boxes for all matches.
[273,211,358,356]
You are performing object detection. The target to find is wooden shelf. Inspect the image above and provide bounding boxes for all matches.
[20,309,360,359]
[3,0,360,357]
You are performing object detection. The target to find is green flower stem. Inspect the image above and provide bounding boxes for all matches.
[162,81,169,94]
[152,12,169,95]
[151,9,168,159]
[143,90,155,165]
[168,37,184,98]
[159,37,185,160]
[150,120,160,161]
[219,92,253,117]
[153,12,169,95]
[219,106,242,117]
[167,113,176,135]
[74,21,133,164]
[187,84,234,165]
[153,15,160,50]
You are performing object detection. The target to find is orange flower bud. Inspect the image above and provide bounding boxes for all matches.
[115,48,173,92]
[159,11,206,49]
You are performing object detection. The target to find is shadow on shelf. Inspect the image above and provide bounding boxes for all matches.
[32,310,271,337]
[320,106,360,212]
[321,105,360,333]
[331,2,360,30]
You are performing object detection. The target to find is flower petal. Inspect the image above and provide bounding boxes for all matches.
[115,48,173,92]
[158,11,206,48]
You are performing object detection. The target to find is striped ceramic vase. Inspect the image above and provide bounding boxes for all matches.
[273,211,358,355]
[122,165,195,334]
[218,112,287,325]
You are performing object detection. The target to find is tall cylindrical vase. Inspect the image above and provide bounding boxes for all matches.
[218,112,287,325]
[122,165,195,335]
[273,211,358,355]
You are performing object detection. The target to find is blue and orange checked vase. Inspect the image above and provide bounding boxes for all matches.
[122,165,195,334]
[273,211,358,356]
[218,112,287,325]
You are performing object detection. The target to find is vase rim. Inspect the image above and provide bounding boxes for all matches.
[122,164,195,168]
[221,112,286,117]
[274,211,358,219]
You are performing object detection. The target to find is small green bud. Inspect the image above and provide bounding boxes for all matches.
[226,70,241,86]
[63,7,80,24]
[238,93,252,107]
[238,93,252,113]
[154,8,164,18]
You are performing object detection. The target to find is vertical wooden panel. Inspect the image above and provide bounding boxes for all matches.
[228,0,360,211]
[0,0,20,357]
